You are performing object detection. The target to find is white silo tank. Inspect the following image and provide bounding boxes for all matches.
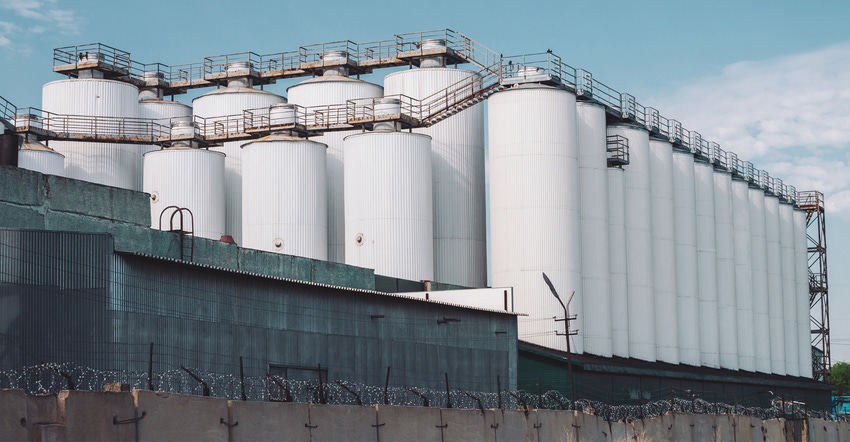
[287,67,383,264]
[384,63,486,288]
[577,101,612,358]
[143,144,225,240]
[648,137,678,364]
[344,131,433,282]
[779,200,799,376]
[241,133,328,259]
[763,193,785,374]
[42,78,141,189]
[694,159,719,368]
[17,137,64,176]
[731,178,755,371]
[713,168,738,370]
[749,187,772,373]
[192,76,287,244]
[793,208,812,378]
[608,165,629,358]
[138,90,192,189]
[489,84,581,354]
[607,124,654,362]
[672,149,700,366]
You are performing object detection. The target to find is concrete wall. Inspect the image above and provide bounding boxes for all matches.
[3,388,849,441]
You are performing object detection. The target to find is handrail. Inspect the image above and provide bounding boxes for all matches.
[0,95,16,131]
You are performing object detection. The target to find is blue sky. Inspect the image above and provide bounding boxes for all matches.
[1,0,848,364]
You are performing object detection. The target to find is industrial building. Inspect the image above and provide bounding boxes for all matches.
[0,29,833,409]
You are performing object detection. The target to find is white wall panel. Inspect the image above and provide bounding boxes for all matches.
[649,139,678,364]
[608,167,629,358]
[714,170,738,370]
[749,187,772,373]
[731,179,755,371]
[764,194,785,374]
[672,150,700,366]
[694,161,719,368]
[779,201,799,376]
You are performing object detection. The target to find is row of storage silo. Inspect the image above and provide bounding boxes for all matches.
[488,75,812,377]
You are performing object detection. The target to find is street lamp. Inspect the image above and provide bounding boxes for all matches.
[542,272,577,409]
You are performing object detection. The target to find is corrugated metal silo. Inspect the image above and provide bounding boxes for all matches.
[489,84,581,353]
[648,138,678,364]
[731,178,755,371]
[694,159,719,368]
[577,101,612,357]
[384,64,486,288]
[17,137,64,176]
[607,124,654,362]
[608,164,629,358]
[713,167,738,370]
[344,131,433,282]
[287,63,383,264]
[749,187,772,373]
[192,78,287,245]
[138,93,192,189]
[241,134,328,259]
[793,208,812,377]
[779,201,799,376]
[672,149,700,366]
[763,193,785,374]
[42,78,140,189]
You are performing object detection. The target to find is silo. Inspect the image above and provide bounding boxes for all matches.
[713,167,738,370]
[384,51,486,288]
[287,54,383,264]
[192,72,287,244]
[749,187,772,373]
[608,165,629,358]
[779,201,799,376]
[241,132,328,259]
[577,101,612,357]
[42,78,140,189]
[793,208,812,377]
[763,193,785,374]
[138,81,192,190]
[648,137,678,364]
[489,83,581,353]
[344,130,433,282]
[731,178,755,371]
[17,137,64,176]
[607,124,654,362]
[694,159,719,368]
[672,149,700,366]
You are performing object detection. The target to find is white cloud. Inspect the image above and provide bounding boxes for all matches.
[0,0,80,52]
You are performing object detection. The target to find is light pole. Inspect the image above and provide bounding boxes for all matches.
[542,272,577,409]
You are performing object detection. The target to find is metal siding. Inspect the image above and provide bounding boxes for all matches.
[714,170,738,370]
[763,194,785,375]
[384,68,487,288]
[731,179,755,371]
[241,137,328,260]
[17,149,64,176]
[608,125,654,362]
[343,131,433,282]
[143,148,226,240]
[672,151,700,366]
[694,161,719,368]
[793,209,812,378]
[577,102,612,358]
[648,139,678,364]
[138,100,193,190]
[779,202,799,376]
[608,167,629,358]
[749,188,771,373]
[488,86,581,354]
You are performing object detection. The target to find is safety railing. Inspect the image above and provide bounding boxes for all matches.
[419,63,502,124]
[159,62,207,87]
[712,143,729,171]
[12,107,170,143]
[501,52,564,85]
[298,40,360,66]
[203,52,262,80]
[0,95,16,131]
[606,134,629,166]
[53,43,132,72]
[797,190,824,211]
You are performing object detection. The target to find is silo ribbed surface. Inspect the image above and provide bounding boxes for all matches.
[713,169,738,370]
[344,131,433,282]
[694,160,719,368]
[241,135,328,260]
[793,209,812,378]
[143,148,225,240]
[192,87,287,244]
[763,193,785,374]
[138,100,192,190]
[608,166,629,358]
[42,79,140,189]
[608,124,654,362]
[779,201,799,376]
[18,142,64,176]
[489,85,581,353]
[648,138,678,364]
[749,187,771,373]
[286,76,383,264]
[577,102,612,358]
[672,150,700,366]
[384,68,486,288]
[731,178,755,371]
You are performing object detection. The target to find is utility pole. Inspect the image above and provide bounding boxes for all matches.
[542,272,578,409]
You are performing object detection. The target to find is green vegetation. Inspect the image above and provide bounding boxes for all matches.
[832,362,850,396]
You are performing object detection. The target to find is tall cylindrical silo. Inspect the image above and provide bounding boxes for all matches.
[731,178,755,371]
[794,208,812,378]
[42,78,141,189]
[648,138,678,364]
[608,165,629,358]
[192,77,287,244]
[143,146,225,240]
[344,131,433,282]
[694,160,719,368]
[384,63,486,288]
[17,137,64,176]
[138,91,192,190]
[713,168,738,370]
[672,149,700,366]
[608,124,654,362]
[241,134,328,259]
[763,193,785,374]
[287,63,383,264]
[749,187,772,373]
[577,101,612,358]
[489,84,581,353]
[779,201,799,376]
